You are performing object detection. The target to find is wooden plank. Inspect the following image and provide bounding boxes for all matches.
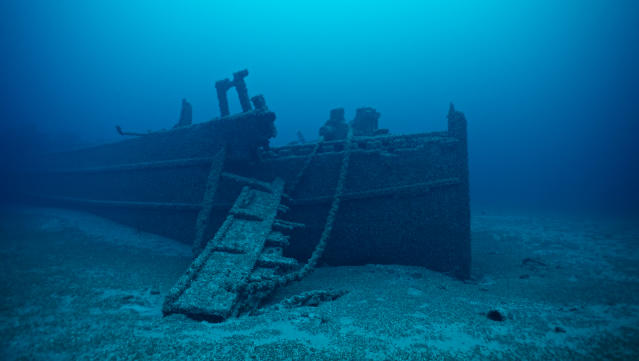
[193,148,226,255]
[163,178,285,321]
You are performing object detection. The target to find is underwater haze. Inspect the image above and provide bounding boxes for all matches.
[1,0,638,214]
[3,2,639,360]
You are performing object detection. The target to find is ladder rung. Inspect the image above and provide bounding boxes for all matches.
[265,231,290,247]
[257,254,299,270]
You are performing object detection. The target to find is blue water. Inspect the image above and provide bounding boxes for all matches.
[1,1,637,214]
[1,2,639,359]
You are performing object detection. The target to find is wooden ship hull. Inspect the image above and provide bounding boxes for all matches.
[20,71,471,321]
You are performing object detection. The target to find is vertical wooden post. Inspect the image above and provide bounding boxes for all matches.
[215,79,232,117]
[233,69,252,113]
[193,146,226,256]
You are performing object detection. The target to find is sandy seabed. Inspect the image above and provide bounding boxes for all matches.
[0,206,638,360]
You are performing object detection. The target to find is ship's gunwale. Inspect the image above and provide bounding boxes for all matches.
[25,129,464,209]
[28,130,458,175]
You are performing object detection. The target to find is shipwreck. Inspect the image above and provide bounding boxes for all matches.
[22,70,471,322]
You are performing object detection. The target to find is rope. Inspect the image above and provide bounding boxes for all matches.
[286,137,324,196]
[254,289,349,315]
[244,127,354,294]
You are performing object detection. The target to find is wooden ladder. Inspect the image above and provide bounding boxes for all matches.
[162,177,302,321]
